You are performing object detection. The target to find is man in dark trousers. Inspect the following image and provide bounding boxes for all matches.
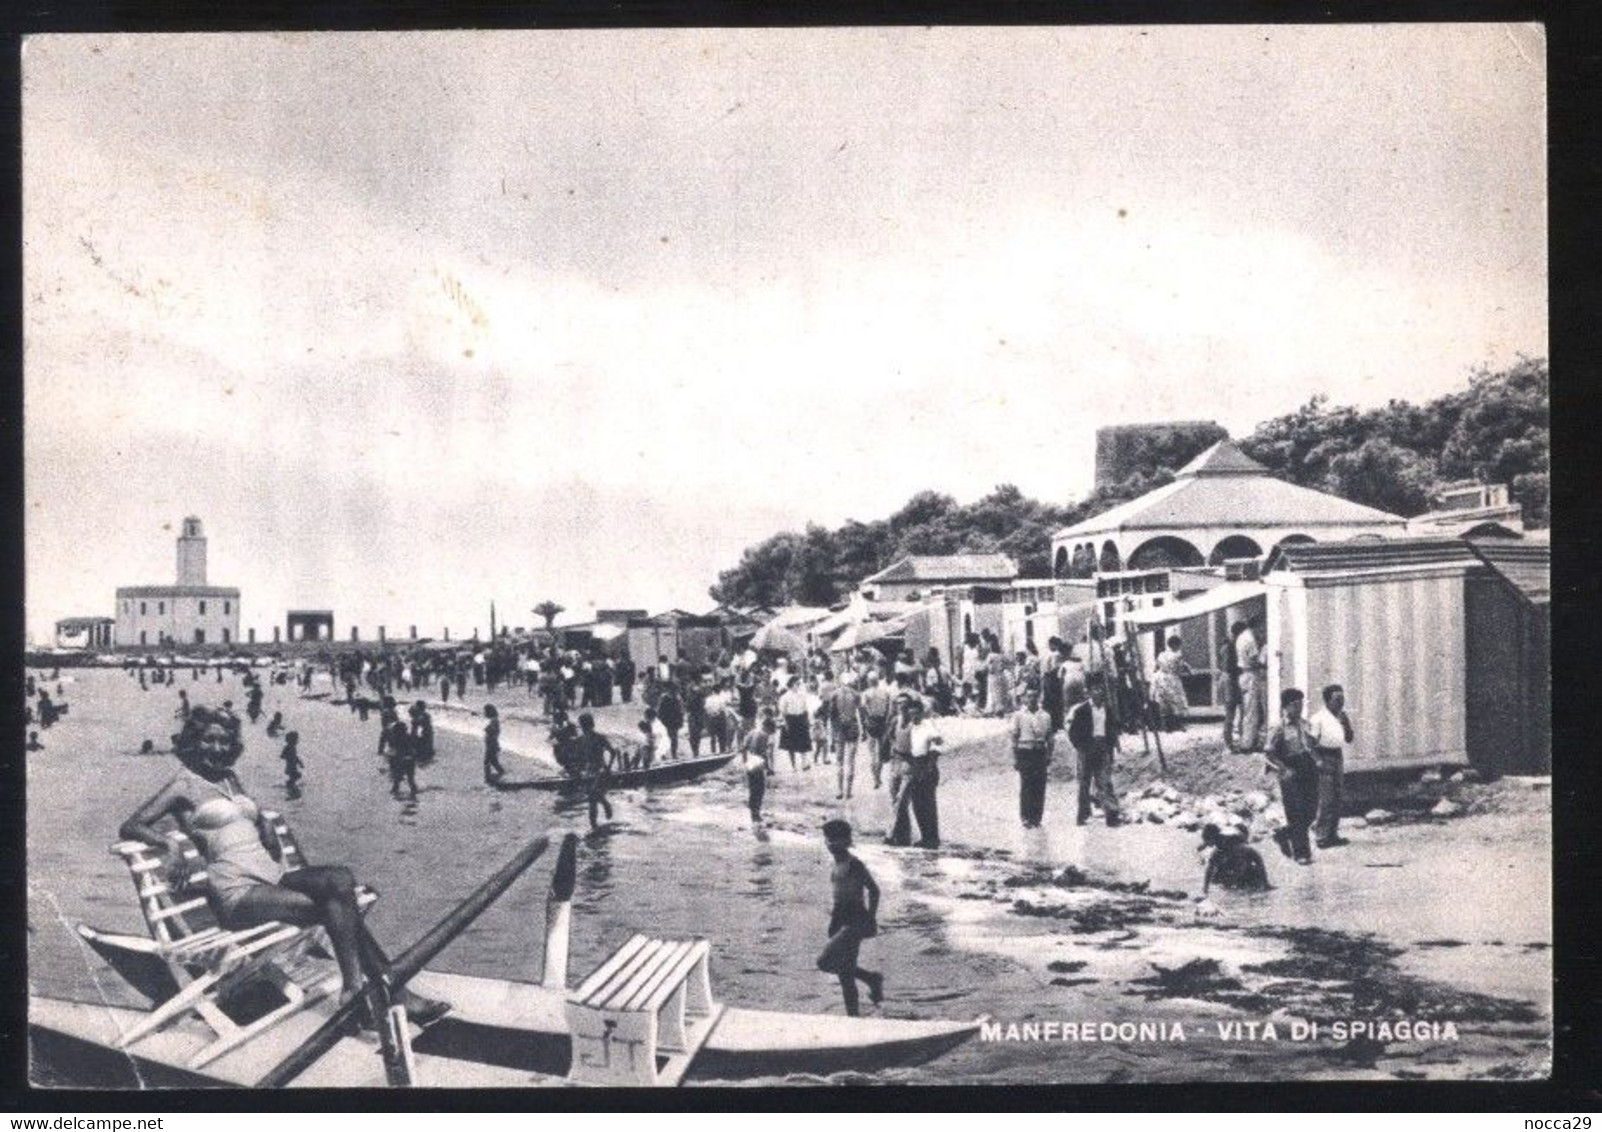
[1067,676,1123,827]
[1042,638,1066,736]
[482,704,505,785]
[655,681,685,760]
[615,654,636,704]
[410,700,436,764]
[1266,688,1320,865]
[1011,687,1054,829]
[1307,683,1355,849]
[1219,620,1246,751]
[684,678,708,758]
[376,695,399,762]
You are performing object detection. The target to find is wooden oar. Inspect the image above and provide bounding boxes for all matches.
[259,834,551,1088]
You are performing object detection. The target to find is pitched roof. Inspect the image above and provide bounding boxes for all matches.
[862,554,1019,585]
[1469,540,1550,604]
[1175,440,1270,477]
[1265,537,1482,575]
[1056,440,1406,539]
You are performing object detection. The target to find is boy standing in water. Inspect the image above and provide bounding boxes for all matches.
[743,714,776,825]
[280,731,303,788]
[816,819,884,1017]
[572,713,617,830]
[483,704,505,784]
[386,720,418,800]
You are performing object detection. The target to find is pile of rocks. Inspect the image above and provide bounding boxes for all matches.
[1120,780,1281,840]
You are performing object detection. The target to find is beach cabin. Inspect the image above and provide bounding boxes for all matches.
[625,614,680,670]
[1121,537,1548,775]
[858,554,1017,603]
[1263,538,1552,775]
[1462,541,1550,775]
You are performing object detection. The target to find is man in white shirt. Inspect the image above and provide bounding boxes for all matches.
[1306,683,1355,848]
[1011,688,1055,828]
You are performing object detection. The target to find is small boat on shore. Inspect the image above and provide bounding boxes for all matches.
[32,831,983,1088]
[490,751,737,793]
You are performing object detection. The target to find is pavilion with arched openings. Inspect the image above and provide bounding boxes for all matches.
[1050,440,1407,578]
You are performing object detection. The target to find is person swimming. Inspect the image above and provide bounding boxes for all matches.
[118,706,447,1027]
[1200,823,1271,895]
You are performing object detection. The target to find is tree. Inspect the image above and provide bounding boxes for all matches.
[707,358,1549,603]
[1326,438,1437,517]
[709,532,804,609]
[533,601,565,630]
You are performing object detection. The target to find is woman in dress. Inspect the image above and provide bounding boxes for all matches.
[778,675,813,772]
[1150,634,1191,731]
[118,706,447,1025]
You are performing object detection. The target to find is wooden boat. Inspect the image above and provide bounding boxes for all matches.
[490,752,737,793]
[31,832,984,1088]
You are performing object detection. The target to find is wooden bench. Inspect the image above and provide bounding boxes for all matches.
[564,934,723,1086]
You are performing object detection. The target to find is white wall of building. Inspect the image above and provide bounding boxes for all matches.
[114,590,241,647]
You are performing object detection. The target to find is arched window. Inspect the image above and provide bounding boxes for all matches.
[1053,546,1070,579]
[1099,541,1122,572]
[1208,534,1265,566]
[1127,536,1205,570]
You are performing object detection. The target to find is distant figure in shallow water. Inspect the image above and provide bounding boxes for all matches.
[482,704,505,784]
[280,731,303,788]
[27,731,44,752]
[265,711,284,738]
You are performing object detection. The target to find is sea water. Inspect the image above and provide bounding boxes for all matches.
[25,668,1550,1085]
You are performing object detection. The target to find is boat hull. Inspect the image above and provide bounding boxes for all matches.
[491,752,736,793]
[30,967,981,1087]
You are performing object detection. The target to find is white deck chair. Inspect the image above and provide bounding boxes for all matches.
[97,810,376,1069]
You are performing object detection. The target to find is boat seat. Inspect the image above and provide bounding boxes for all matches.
[564,934,723,1086]
[97,809,377,1070]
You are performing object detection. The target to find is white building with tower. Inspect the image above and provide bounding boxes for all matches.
[113,517,242,648]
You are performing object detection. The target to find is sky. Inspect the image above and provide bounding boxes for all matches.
[23,25,1547,642]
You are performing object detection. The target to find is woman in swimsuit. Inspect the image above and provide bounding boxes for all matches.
[119,706,447,1026]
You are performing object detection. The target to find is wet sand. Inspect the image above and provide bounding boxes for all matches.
[27,668,1550,1084]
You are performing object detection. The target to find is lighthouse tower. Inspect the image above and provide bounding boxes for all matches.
[176,516,207,586]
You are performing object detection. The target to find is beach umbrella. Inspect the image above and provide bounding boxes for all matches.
[829,616,908,653]
[750,622,808,655]
[770,606,833,631]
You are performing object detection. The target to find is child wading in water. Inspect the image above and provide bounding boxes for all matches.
[280,731,303,788]
[816,819,884,1016]
[743,714,776,825]
[483,704,505,785]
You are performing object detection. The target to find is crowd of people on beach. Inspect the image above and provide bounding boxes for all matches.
[28,611,1360,1023]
